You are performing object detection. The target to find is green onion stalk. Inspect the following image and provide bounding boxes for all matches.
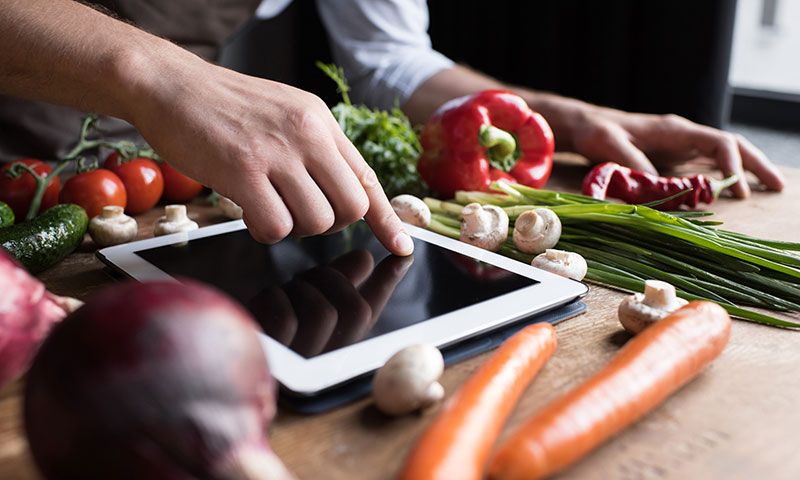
[423,181,800,329]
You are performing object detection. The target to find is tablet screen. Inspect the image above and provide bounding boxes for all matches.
[135,223,537,358]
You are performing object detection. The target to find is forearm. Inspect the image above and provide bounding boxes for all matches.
[0,0,196,123]
[402,65,501,125]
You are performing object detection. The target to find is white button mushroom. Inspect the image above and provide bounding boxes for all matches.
[372,344,445,416]
[88,205,138,247]
[618,280,689,334]
[390,194,431,228]
[460,203,509,252]
[531,249,588,281]
[512,208,562,254]
[219,196,243,220]
[153,204,199,237]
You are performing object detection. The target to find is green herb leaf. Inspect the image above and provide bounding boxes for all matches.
[319,63,428,198]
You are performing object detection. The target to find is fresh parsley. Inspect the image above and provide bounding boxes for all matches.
[317,62,428,198]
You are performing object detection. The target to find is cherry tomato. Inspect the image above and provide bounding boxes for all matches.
[60,169,127,218]
[0,159,62,219]
[103,153,164,214]
[159,162,203,203]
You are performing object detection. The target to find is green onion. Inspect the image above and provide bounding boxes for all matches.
[420,182,800,329]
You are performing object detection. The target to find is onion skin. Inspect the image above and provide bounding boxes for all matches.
[25,280,294,480]
[0,248,76,389]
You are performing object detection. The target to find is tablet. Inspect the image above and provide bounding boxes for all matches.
[97,220,587,396]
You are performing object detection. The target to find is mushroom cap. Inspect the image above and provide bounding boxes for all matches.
[460,203,509,252]
[88,206,138,247]
[618,280,688,334]
[531,249,587,281]
[372,344,444,415]
[512,208,562,254]
[391,195,431,228]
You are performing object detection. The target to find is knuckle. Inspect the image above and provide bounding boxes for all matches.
[357,166,381,191]
[341,192,370,222]
[718,131,737,148]
[250,218,293,244]
[661,113,688,128]
[380,209,400,229]
[289,108,327,137]
[297,209,335,237]
[272,219,294,240]
[590,123,615,140]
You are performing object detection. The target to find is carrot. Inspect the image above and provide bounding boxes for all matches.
[398,322,557,480]
[489,301,731,480]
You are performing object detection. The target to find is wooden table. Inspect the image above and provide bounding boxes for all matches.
[3,161,800,480]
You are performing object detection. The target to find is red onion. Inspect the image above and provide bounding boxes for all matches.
[0,248,80,389]
[25,280,294,480]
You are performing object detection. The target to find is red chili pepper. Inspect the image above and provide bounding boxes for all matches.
[418,90,554,198]
[581,162,739,210]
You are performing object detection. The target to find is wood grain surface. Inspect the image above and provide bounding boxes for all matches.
[2,160,799,479]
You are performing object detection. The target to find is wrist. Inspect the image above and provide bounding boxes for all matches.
[107,35,204,126]
[510,87,596,151]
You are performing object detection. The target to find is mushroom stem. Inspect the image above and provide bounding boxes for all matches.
[460,203,509,252]
[165,204,186,222]
[100,205,124,219]
[372,344,445,416]
[531,249,588,281]
[617,280,689,334]
[545,249,568,262]
[154,204,199,237]
[512,208,561,254]
[421,382,445,409]
[642,280,677,308]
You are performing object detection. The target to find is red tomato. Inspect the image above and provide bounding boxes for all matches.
[103,153,164,214]
[60,169,127,218]
[0,159,62,219]
[159,162,203,203]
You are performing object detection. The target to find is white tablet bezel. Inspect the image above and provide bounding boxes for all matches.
[97,220,587,396]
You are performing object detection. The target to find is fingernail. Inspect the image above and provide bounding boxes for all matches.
[394,232,414,255]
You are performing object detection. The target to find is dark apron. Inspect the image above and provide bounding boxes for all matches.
[0,0,261,163]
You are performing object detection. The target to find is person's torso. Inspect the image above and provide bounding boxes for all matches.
[0,0,262,163]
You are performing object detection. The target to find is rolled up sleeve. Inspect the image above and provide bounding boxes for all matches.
[316,0,454,109]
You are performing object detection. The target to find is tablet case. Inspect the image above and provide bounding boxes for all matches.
[279,299,587,414]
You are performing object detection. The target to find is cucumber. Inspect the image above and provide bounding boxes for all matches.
[0,204,88,273]
[0,201,13,228]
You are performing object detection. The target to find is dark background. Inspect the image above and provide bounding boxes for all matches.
[222,0,738,128]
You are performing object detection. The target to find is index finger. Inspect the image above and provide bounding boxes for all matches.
[680,126,750,198]
[736,134,785,192]
[334,132,414,256]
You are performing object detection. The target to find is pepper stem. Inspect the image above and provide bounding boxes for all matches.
[710,174,740,198]
[479,125,517,172]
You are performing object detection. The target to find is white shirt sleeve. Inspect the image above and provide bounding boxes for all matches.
[314,0,454,109]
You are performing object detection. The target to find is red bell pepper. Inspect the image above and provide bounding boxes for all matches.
[418,90,555,198]
[582,162,739,210]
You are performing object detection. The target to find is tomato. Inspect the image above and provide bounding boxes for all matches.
[103,153,164,214]
[60,169,127,218]
[0,159,62,219]
[159,162,203,203]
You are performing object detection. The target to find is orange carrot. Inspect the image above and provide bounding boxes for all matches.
[489,301,731,480]
[399,322,557,480]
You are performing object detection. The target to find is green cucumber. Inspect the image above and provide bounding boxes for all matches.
[0,202,13,228]
[0,204,88,273]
